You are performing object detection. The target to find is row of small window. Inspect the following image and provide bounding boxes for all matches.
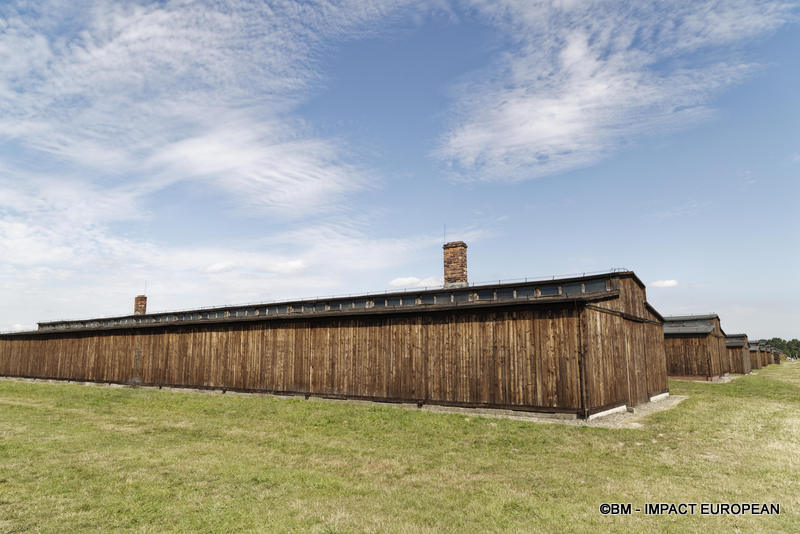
[367,279,607,307]
[42,280,609,330]
[284,280,607,311]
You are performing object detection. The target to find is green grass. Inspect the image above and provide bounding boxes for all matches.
[1,364,798,533]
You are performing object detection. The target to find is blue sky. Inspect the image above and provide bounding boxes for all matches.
[0,0,798,338]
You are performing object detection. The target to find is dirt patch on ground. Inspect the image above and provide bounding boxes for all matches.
[410,395,688,429]
[585,395,688,429]
[669,374,745,384]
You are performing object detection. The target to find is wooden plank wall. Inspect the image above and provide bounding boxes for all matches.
[743,347,753,373]
[0,275,669,416]
[643,322,668,397]
[750,350,762,370]
[620,280,668,400]
[712,333,731,375]
[725,346,737,374]
[614,278,644,316]
[726,346,751,374]
[665,328,728,380]
[581,308,667,410]
[0,306,587,413]
[580,277,667,411]
[698,318,729,376]
[665,335,715,379]
[710,333,728,376]
[582,307,629,410]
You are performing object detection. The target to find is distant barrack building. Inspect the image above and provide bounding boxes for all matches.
[749,342,782,368]
[725,334,752,375]
[0,243,668,418]
[748,342,765,370]
[663,314,729,380]
[766,346,782,366]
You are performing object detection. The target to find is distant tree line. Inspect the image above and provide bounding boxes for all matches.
[757,338,800,358]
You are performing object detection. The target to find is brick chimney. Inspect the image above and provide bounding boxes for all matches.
[443,241,468,287]
[134,295,147,315]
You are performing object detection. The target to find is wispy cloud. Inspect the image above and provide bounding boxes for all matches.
[0,178,444,327]
[0,0,423,215]
[651,279,679,288]
[201,262,237,274]
[0,0,442,330]
[146,117,364,214]
[389,276,442,288]
[650,199,712,219]
[437,0,796,181]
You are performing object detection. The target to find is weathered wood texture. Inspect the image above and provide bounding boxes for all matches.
[750,349,763,370]
[581,278,667,408]
[582,308,667,409]
[726,345,752,374]
[664,334,726,379]
[0,277,667,416]
[664,317,728,380]
[717,334,730,375]
[665,335,712,378]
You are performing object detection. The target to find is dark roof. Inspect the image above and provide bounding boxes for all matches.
[9,270,649,336]
[726,338,747,348]
[725,334,748,347]
[664,325,715,334]
[663,314,719,336]
[663,314,719,321]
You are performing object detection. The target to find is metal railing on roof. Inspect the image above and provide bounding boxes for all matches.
[3,268,630,334]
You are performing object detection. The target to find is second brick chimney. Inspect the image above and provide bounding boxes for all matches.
[134,295,147,315]
[443,241,468,287]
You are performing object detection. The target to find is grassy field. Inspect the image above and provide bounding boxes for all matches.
[0,363,798,533]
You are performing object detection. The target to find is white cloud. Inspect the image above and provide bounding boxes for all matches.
[437,0,796,181]
[650,199,712,219]
[269,260,307,275]
[0,0,425,215]
[147,118,363,214]
[389,276,443,288]
[202,262,237,274]
[0,172,446,328]
[651,280,679,288]
[0,0,446,330]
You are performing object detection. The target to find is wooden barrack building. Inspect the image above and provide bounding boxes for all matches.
[0,244,668,418]
[663,314,729,380]
[759,344,772,367]
[725,334,752,375]
[748,342,764,370]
